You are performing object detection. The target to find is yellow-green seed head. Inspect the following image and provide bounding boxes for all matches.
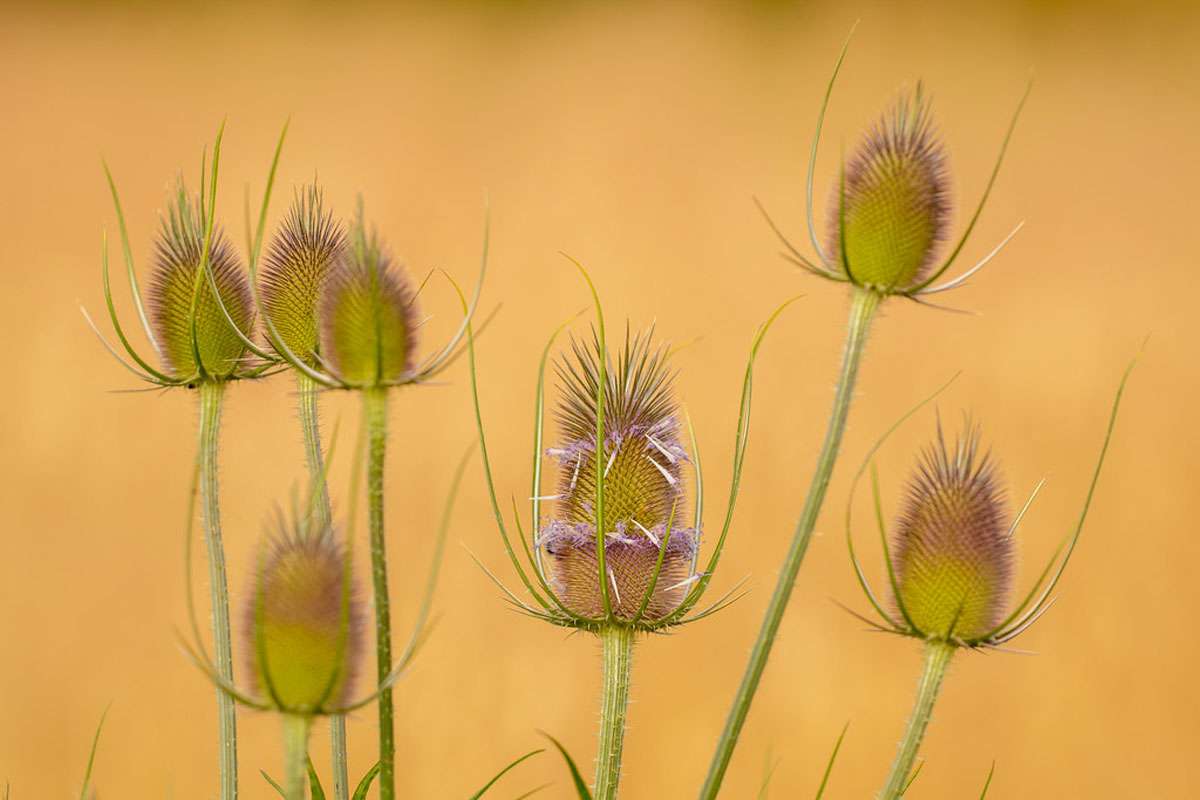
[541,327,700,623]
[245,531,362,715]
[319,230,416,387]
[831,85,949,292]
[260,186,345,365]
[148,184,253,380]
[892,423,1012,641]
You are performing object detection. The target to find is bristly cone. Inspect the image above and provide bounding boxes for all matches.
[260,185,345,364]
[320,228,417,387]
[541,327,699,623]
[148,183,253,380]
[245,529,363,715]
[831,84,950,292]
[892,422,1012,641]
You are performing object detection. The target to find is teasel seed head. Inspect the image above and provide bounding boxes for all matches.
[320,224,417,388]
[148,181,253,380]
[245,528,363,716]
[260,185,345,365]
[892,421,1012,641]
[541,326,700,625]
[830,84,950,293]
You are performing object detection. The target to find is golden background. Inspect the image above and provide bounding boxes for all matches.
[2,1,1196,796]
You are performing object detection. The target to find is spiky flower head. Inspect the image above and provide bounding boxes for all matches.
[148,182,253,381]
[892,422,1011,642]
[831,84,950,293]
[245,528,363,716]
[541,327,700,626]
[320,225,417,388]
[260,185,345,365]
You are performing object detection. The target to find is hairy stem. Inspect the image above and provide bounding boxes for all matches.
[198,381,239,800]
[363,387,395,799]
[282,714,313,800]
[700,287,880,797]
[295,373,348,800]
[595,626,636,800]
[879,641,955,799]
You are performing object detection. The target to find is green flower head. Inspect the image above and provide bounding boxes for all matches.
[148,182,253,381]
[891,422,1011,641]
[245,528,362,716]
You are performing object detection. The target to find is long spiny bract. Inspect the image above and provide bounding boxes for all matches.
[320,228,418,387]
[892,421,1012,641]
[148,182,253,380]
[829,85,950,292]
[260,185,345,365]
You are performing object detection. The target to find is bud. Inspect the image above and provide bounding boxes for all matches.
[260,185,345,364]
[245,530,362,715]
[831,85,949,292]
[320,230,417,387]
[541,329,699,624]
[148,184,253,379]
[892,422,1012,641]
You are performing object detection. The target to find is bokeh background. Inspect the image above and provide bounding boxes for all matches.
[2,0,1197,797]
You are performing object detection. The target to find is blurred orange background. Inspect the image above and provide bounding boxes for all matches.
[2,1,1197,797]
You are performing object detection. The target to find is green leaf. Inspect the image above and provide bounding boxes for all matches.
[352,762,381,800]
[79,705,109,800]
[468,749,543,799]
[979,762,996,799]
[539,732,592,799]
[261,770,287,797]
[308,756,328,800]
[814,723,849,800]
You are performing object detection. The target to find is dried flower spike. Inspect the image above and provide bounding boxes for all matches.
[891,421,1011,641]
[246,529,362,715]
[260,185,345,365]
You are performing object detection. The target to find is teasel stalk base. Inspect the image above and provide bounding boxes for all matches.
[701,287,880,797]
[198,380,239,799]
[595,626,636,800]
[295,372,349,799]
[282,714,313,800]
[879,640,955,799]
[364,386,396,799]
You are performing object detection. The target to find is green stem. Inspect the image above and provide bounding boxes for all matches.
[700,287,880,797]
[879,641,955,799]
[363,387,395,800]
[295,373,348,800]
[282,714,313,800]
[198,381,239,800]
[594,626,636,800]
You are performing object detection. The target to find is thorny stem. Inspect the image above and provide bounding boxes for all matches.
[700,287,880,797]
[198,381,239,800]
[295,372,348,800]
[595,626,636,800]
[282,714,313,800]
[364,387,396,799]
[879,641,955,799]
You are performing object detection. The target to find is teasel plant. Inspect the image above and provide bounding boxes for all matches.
[80,125,281,799]
[179,433,473,800]
[701,28,1032,794]
[840,364,1133,799]
[194,126,489,798]
[467,260,796,799]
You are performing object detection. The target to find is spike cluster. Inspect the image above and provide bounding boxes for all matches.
[259,186,346,365]
[540,328,700,625]
[148,185,253,380]
[245,528,363,716]
[831,85,950,292]
[891,423,1011,641]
